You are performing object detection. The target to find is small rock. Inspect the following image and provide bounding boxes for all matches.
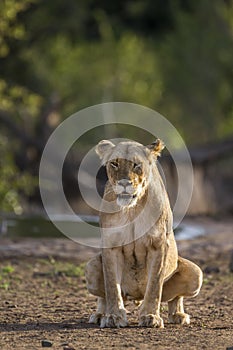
[41,340,53,347]
[61,344,76,350]
[203,266,220,274]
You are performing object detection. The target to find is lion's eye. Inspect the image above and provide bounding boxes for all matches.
[133,163,142,173]
[110,161,119,170]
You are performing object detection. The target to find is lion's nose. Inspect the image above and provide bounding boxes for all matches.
[118,179,132,188]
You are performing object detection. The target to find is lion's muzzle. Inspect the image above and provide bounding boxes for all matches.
[114,179,137,207]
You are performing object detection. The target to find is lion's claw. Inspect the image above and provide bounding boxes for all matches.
[139,314,164,328]
[89,313,103,325]
[100,310,128,328]
[168,312,190,325]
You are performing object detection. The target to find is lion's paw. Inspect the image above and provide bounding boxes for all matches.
[89,313,103,325]
[139,314,164,328]
[100,310,128,328]
[169,312,190,325]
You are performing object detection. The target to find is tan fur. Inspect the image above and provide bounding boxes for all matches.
[86,139,203,328]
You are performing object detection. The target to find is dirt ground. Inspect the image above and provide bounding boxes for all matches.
[0,217,233,350]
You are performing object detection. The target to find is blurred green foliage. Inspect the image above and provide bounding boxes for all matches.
[0,0,232,212]
[0,0,39,213]
[17,0,233,140]
[157,1,233,142]
[0,134,36,213]
[0,0,33,57]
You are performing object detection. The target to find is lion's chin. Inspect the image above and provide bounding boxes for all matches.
[116,193,137,208]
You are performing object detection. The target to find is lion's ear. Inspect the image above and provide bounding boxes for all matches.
[147,139,165,157]
[95,140,115,159]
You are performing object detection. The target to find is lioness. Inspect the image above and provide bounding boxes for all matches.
[86,139,202,328]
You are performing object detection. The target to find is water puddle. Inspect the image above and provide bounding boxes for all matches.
[0,215,205,241]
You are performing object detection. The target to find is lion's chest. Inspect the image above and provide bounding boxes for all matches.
[120,241,149,300]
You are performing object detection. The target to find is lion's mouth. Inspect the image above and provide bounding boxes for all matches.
[116,192,137,207]
[118,193,137,199]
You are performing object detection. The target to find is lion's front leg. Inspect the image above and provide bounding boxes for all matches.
[139,248,166,328]
[100,248,128,328]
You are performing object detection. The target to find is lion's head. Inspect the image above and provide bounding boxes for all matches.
[96,139,164,208]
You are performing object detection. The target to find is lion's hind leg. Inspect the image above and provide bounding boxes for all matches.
[162,257,203,325]
[89,297,106,325]
[168,296,190,325]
